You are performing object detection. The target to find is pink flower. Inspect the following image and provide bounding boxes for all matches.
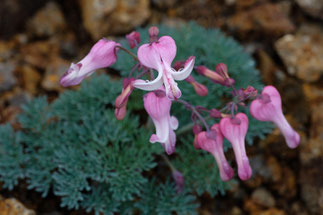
[220,113,252,180]
[250,85,300,149]
[126,31,140,49]
[60,38,120,87]
[143,88,179,154]
[195,124,234,181]
[133,36,195,100]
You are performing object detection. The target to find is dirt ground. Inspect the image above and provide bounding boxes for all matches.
[0,0,322,214]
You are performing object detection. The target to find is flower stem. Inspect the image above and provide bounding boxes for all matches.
[128,63,140,78]
[161,154,175,172]
[174,99,210,132]
[116,46,139,62]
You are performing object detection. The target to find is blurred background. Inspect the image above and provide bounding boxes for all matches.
[0,0,322,214]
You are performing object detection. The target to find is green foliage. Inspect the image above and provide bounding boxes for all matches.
[135,179,199,215]
[0,125,26,189]
[0,23,273,214]
[0,75,197,214]
[173,135,232,197]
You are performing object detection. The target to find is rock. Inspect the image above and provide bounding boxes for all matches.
[26,2,66,37]
[300,171,323,215]
[261,126,300,160]
[1,91,30,125]
[42,57,70,91]
[303,84,323,106]
[0,106,21,125]
[79,0,150,39]
[290,202,310,215]
[244,155,269,188]
[20,40,59,69]
[251,188,276,208]
[0,196,35,215]
[257,208,286,215]
[0,62,17,93]
[0,88,31,124]
[275,24,323,82]
[266,156,282,183]
[231,206,243,215]
[19,65,41,95]
[300,83,323,214]
[227,2,295,38]
[152,0,177,9]
[244,199,262,215]
[8,91,31,107]
[234,0,264,9]
[273,166,296,199]
[296,0,323,20]
[257,50,286,85]
[0,40,16,61]
[300,102,323,164]
[0,0,48,39]
[171,0,224,28]
[52,32,77,59]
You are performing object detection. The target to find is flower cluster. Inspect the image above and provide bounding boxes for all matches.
[60,27,300,183]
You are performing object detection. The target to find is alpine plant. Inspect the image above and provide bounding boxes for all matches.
[60,26,300,184]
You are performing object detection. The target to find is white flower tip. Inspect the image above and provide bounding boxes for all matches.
[285,131,300,149]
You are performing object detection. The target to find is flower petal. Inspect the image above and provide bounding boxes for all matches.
[170,116,179,130]
[164,128,176,155]
[132,70,163,91]
[170,56,195,81]
[156,36,177,66]
[275,113,300,148]
[162,67,182,100]
[149,118,170,144]
[60,63,84,87]
[137,43,162,70]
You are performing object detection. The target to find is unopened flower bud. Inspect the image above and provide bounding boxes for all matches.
[238,86,257,100]
[215,63,229,79]
[210,108,222,118]
[244,86,258,98]
[114,78,135,120]
[115,104,127,121]
[192,124,202,149]
[215,63,235,87]
[185,75,208,96]
[172,170,185,193]
[185,75,195,83]
[115,78,135,109]
[193,124,202,135]
[225,78,235,86]
[196,66,227,86]
[149,26,159,43]
[126,31,140,49]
